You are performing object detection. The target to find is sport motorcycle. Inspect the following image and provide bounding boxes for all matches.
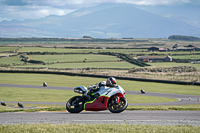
[66,85,128,113]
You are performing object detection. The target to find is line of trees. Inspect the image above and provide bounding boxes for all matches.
[0,38,149,43]
[168,35,200,41]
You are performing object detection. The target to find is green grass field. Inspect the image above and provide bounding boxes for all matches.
[1,73,200,95]
[0,46,19,52]
[1,54,138,69]
[148,62,200,69]
[17,46,200,55]
[0,56,23,65]
[1,46,200,71]
[0,124,199,133]
[2,72,200,112]
[172,55,200,60]
[26,54,120,63]
[15,61,137,69]
[18,47,147,53]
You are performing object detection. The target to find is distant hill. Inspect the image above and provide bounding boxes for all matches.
[0,4,199,38]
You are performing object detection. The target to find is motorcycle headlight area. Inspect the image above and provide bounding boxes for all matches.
[74,86,88,94]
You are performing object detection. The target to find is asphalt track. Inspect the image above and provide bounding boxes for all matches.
[1,84,200,126]
[0,110,200,126]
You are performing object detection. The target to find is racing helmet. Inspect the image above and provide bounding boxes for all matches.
[106,77,117,87]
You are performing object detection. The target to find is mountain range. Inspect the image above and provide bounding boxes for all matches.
[0,3,200,38]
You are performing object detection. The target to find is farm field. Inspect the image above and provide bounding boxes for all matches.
[1,44,200,82]
[23,54,120,63]
[18,47,147,53]
[15,61,136,69]
[148,62,200,69]
[17,46,200,55]
[0,46,19,52]
[1,54,122,64]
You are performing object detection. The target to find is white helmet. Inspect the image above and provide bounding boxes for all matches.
[106,77,117,86]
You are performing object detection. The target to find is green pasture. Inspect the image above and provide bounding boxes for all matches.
[1,46,200,70]
[1,54,136,69]
[0,41,96,44]
[15,61,136,69]
[0,46,19,52]
[19,47,100,53]
[18,47,147,53]
[0,73,200,95]
[0,53,16,57]
[148,62,200,69]
[26,54,120,63]
[1,54,137,69]
[0,56,24,65]
[18,46,200,55]
[172,55,200,60]
[1,124,199,133]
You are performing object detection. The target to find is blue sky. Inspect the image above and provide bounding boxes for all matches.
[0,0,199,22]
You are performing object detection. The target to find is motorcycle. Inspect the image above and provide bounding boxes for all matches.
[66,85,128,113]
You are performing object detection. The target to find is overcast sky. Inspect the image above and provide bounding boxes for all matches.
[0,0,199,22]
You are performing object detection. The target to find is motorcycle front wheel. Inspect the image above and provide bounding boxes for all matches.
[108,96,128,113]
[66,96,84,113]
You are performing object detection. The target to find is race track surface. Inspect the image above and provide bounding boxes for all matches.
[0,110,200,126]
[1,84,200,126]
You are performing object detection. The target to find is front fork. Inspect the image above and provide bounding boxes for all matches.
[114,93,126,104]
[115,96,120,104]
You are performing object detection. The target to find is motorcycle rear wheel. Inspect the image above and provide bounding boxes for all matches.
[108,96,128,113]
[66,96,84,113]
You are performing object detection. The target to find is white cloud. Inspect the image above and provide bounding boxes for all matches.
[0,0,196,22]
[0,5,74,21]
[25,0,191,8]
[115,0,190,5]
[28,0,191,6]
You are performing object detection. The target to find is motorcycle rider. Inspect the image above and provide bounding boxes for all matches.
[88,77,117,99]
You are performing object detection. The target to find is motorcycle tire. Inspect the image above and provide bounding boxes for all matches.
[66,96,84,113]
[108,96,128,113]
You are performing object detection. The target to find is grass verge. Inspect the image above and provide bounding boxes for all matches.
[1,104,200,113]
[127,104,200,111]
[0,124,199,133]
[0,107,66,113]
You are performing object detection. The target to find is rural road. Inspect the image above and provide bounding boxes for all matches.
[0,110,200,126]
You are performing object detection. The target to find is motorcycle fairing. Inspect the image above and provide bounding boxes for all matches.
[94,85,125,97]
[84,95,110,111]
